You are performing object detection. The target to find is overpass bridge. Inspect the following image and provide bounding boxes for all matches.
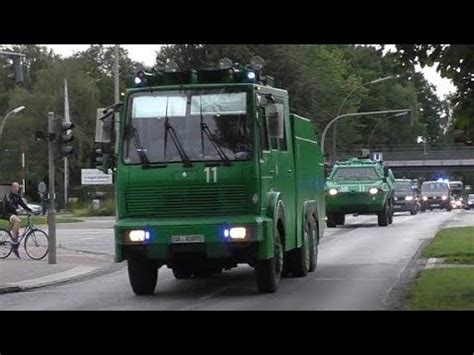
[336,145,474,173]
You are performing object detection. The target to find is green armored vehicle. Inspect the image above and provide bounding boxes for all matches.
[325,157,395,227]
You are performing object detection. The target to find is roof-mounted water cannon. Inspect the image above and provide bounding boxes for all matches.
[165,60,179,73]
[134,70,155,87]
[132,56,274,87]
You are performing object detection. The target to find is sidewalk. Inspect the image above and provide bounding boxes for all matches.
[0,247,123,294]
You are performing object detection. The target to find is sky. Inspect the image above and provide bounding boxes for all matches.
[43,44,457,100]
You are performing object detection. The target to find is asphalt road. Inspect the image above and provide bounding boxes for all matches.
[0,210,467,310]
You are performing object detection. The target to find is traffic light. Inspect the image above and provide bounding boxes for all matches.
[57,121,75,156]
[94,145,110,173]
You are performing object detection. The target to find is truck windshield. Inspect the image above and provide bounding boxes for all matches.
[332,167,378,181]
[123,89,252,165]
[394,182,413,191]
[421,183,449,192]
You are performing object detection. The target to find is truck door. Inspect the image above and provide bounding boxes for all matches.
[258,93,296,247]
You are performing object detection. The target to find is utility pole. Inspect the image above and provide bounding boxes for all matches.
[21,149,25,197]
[113,45,120,154]
[64,79,71,208]
[48,112,56,264]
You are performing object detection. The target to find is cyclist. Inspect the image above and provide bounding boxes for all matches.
[1,182,33,258]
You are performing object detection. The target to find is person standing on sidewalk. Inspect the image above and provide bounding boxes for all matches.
[1,182,33,258]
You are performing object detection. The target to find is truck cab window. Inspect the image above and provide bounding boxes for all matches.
[266,102,287,151]
[259,109,270,151]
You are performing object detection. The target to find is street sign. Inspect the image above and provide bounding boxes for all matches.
[81,168,113,185]
[372,152,383,162]
[38,181,47,193]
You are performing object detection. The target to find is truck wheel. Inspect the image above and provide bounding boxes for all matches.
[447,205,452,212]
[377,205,389,227]
[255,227,283,293]
[128,259,158,296]
[336,214,345,226]
[172,265,194,279]
[309,219,318,272]
[420,206,426,212]
[327,214,337,228]
[291,222,311,277]
[388,209,394,224]
[410,209,417,215]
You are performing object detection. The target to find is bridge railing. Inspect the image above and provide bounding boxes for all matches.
[336,144,474,161]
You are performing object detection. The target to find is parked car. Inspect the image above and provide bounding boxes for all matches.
[16,198,42,215]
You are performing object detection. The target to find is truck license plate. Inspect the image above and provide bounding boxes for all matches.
[431,204,440,207]
[172,235,204,243]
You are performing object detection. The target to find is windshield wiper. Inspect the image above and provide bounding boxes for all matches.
[162,96,193,168]
[165,121,193,168]
[125,123,152,169]
[200,122,232,166]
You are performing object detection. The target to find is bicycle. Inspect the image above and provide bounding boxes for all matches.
[0,213,49,260]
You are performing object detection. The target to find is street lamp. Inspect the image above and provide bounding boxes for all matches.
[367,112,410,146]
[0,105,26,143]
[332,75,397,161]
[0,105,26,183]
[321,109,412,158]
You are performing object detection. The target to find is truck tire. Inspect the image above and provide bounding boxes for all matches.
[388,209,393,224]
[410,209,417,215]
[309,219,318,272]
[327,214,337,228]
[291,222,311,277]
[378,205,389,227]
[255,227,283,293]
[336,214,345,226]
[128,259,158,296]
[447,205,452,212]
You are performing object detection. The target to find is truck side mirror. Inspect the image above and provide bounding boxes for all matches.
[383,166,389,178]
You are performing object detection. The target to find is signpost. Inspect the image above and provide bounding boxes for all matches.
[81,169,113,185]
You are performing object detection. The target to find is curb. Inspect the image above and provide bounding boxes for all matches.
[0,262,125,295]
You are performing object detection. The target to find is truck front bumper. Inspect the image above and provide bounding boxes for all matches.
[114,215,272,263]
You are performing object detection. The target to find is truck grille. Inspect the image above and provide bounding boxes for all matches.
[125,184,249,217]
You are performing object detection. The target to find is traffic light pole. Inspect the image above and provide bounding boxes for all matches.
[48,112,56,264]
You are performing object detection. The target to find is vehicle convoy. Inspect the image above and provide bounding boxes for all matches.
[393,179,419,215]
[95,57,326,295]
[325,157,395,227]
[420,181,452,211]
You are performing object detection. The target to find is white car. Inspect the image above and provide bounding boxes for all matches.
[16,198,42,215]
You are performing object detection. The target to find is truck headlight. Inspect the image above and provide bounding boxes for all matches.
[128,230,150,242]
[369,188,378,195]
[229,227,247,239]
[422,196,428,201]
[405,196,414,201]
[442,195,448,201]
[329,189,338,196]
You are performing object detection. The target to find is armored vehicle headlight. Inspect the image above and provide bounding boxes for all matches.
[329,189,338,196]
[405,196,414,201]
[442,195,448,200]
[128,230,150,242]
[422,196,428,201]
[369,188,378,195]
